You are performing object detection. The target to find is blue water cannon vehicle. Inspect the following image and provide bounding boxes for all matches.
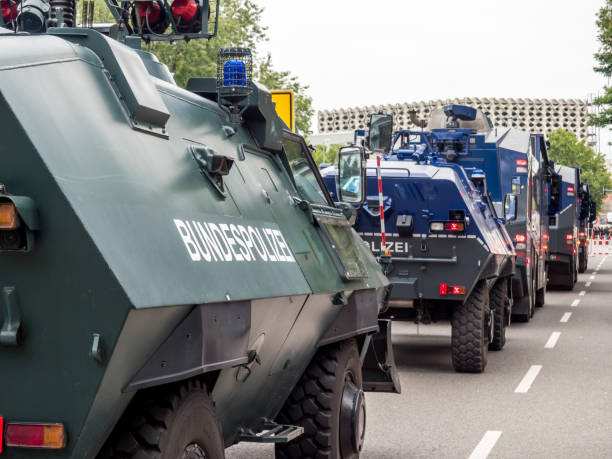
[322,106,517,373]
[547,164,580,288]
[578,181,596,272]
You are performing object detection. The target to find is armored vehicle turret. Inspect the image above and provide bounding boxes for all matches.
[0,2,399,457]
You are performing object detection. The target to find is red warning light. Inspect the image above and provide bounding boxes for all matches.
[444,221,465,232]
[515,234,527,243]
[1,0,17,24]
[439,283,448,295]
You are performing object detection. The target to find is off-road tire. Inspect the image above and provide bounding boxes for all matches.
[451,281,490,373]
[275,339,363,459]
[513,271,535,322]
[535,287,545,307]
[97,379,224,459]
[536,267,546,308]
[489,279,507,351]
[578,251,587,273]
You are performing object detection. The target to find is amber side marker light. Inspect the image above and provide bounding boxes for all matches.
[5,423,66,449]
[0,202,18,230]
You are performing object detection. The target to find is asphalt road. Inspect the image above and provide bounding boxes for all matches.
[227,254,612,458]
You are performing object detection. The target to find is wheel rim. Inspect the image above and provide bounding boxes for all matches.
[339,373,366,458]
[183,443,207,459]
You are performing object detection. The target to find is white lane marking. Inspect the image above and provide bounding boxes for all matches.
[515,365,543,393]
[560,312,572,323]
[585,281,592,287]
[590,275,595,280]
[571,299,581,307]
[545,331,561,348]
[468,431,503,459]
[579,290,586,296]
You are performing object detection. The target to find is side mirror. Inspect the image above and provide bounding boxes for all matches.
[368,113,394,153]
[504,194,517,221]
[337,146,366,204]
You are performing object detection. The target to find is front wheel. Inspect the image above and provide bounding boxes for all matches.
[98,379,224,459]
[276,339,365,459]
[451,281,490,373]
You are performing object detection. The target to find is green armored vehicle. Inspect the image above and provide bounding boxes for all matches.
[0,2,399,457]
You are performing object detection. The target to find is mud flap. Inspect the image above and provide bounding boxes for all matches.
[360,319,401,393]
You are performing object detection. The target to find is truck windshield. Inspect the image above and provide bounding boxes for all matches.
[282,136,329,205]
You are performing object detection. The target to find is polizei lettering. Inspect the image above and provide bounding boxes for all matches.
[174,219,296,263]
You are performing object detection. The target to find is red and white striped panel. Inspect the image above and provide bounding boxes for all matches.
[591,234,611,255]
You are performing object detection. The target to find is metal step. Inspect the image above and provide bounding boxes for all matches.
[239,421,304,444]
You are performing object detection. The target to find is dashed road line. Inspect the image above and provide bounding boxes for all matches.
[545,332,561,348]
[590,275,595,280]
[571,299,581,307]
[579,290,586,296]
[560,312,572,323]
[515,365,543,393]
[468,431,502,459]
[585,281,592,287]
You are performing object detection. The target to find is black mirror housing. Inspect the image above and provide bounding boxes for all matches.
[368,113,394,153]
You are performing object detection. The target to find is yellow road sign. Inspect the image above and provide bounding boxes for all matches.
[271,90,295,132]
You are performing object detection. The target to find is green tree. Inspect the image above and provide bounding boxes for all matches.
[311,144,342,167]
[147,1,313,134]
[256,54,314,136]
[547,129,611,208]
[590,0,612,126]
[89,0,313,134]
[145,0,267,87]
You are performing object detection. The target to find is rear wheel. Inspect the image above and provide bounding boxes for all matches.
[513,269,534,322]
[98,379,224,459]
[451,281,490,373]
[578,250,587,273]
[275,339,365,459]
[489,278,507,351]
[536,268,546,308]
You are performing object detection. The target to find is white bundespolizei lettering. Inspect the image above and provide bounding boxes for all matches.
[174,219,201,261]
[175,218,296,264]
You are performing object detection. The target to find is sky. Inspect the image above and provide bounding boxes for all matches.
[256,0,611,152]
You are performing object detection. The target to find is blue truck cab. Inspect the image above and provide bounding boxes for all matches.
[322,106,516,373]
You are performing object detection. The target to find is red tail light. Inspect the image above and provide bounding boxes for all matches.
[515,234,527,243]
[171,0,201,32]
[439,283,465,295]
[567,186,574,193]
[579,232,585,238]
[4,423,66,449]
[516,158,527,166]
[0,416,3,453]
[444,221,465,232]
[1,0,17,25]
[566,234,573,241]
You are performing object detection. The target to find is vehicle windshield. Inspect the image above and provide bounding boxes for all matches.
[282,137,328,205]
